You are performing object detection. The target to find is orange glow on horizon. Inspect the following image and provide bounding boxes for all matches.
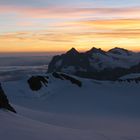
[0,6,140,53]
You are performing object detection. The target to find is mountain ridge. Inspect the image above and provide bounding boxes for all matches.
[47,47,140,80]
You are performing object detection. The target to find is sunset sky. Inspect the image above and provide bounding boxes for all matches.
[0,0,140,53]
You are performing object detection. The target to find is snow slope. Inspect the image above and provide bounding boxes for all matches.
[1,74,140,140]
[120,73,140,80]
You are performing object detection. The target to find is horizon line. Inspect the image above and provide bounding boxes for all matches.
[0,46,140,54]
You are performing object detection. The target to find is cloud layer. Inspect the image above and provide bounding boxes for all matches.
[0,0,140,52]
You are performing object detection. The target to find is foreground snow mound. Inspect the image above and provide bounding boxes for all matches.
[1,75,140,140]
[0,110,102,140]
[2,74,140,116]
[1,105,140,140]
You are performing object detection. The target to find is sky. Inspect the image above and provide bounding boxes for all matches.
[0,0,140,53]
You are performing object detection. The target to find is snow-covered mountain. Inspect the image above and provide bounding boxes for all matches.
[48,47,140,80]
[1,73,140,140]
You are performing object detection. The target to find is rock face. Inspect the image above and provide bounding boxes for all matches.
[48,48,91,74]
[47,47,140,80]
[0,84,16,113]
[118,78,140,83]
[28,76,49,91]
[52,72,82,87]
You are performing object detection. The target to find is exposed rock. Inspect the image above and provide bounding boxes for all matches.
[66,48,79,55]
[52,72,82,87]
[28,76,49,91]
[47,48,91,74]
[117,77,140,83]
[52,72,64,80]
[0,84,16,113]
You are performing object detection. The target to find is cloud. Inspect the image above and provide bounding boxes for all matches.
[0,31,77,42]
[49,18,140,36]
[0,3,140,52]
[78,19,140,30]
[0,27,140,52]
[0,0,50,7]
[0,5,140,19]
[0,20,140,42]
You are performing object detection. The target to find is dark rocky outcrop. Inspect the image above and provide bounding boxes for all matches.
[52,72,64,80]
[52,72,82,87]
[28,76,49,91]
[0,84,16,113]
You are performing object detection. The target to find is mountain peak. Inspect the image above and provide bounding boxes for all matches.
[66,48,79,55]
[86,47,106,55]
[110,47,128,51]
[108,47,132,56]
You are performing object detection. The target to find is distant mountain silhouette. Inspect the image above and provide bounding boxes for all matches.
[108,47,134,56]
[47,47,140,80]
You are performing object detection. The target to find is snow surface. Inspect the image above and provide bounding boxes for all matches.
[89,52,140,70]
[1,75,140,140]
[120,73,140,80]
[55,59,62,67]
[62,66,76,74]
